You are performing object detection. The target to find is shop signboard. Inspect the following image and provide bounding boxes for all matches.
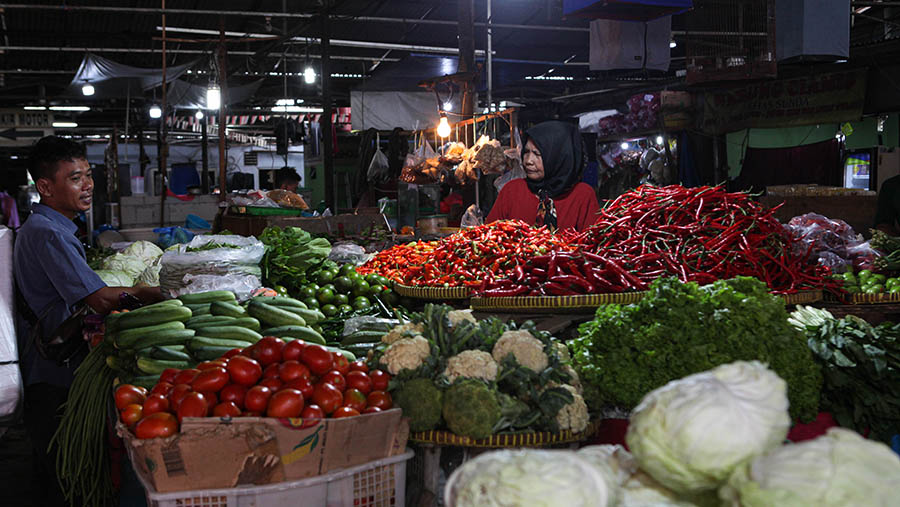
[0,109,54,146]
[702,71,866,134]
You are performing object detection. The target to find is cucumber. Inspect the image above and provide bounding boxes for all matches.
[113,321,186,348]
[192,346,238,361]
[226,317,261,331]
[105,355,128,373]
[253,296,307,309]
[186,316,235,329]
[177,290,236,305]
[248,300,307,327]
[210,301,247,318]
[146,346,193,362]
[343,342,380,356]
[119,329,196,350]
[152,299,184,307]
[188,336,253,350]
[112,305,192,331]
[128,375,162,390]
[193,325,263,344]
[324,346,356,362]
[291,308,326,324]
[261,325,326,345]
[340,331,387,347]
[185,303,211,315]
[137,357,193,375]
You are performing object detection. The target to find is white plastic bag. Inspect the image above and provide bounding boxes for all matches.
[328,241,371,265]
[0,227,22,422]
[159,235,266,297]
[367,133,391,184]
[173,274,262,302]
[460,204,484,228]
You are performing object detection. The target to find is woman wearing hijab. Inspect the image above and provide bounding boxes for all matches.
[486,121,599,231]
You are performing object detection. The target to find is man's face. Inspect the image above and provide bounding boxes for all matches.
[523,139,545,181]
[281,181,299,193]
[36,158,93,218]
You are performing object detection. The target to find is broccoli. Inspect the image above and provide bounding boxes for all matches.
[442,379,501,439]
[393,377,443,432]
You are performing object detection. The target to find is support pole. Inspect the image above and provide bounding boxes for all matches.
[486,0,492,112]
[322,3,335,212]
[457,0,475,118]
[201,116,209,193]
[217,16,228,201]
[159,0,167,227]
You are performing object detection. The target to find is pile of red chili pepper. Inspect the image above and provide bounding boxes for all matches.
[570,185,839,294]
[358,220,571,289]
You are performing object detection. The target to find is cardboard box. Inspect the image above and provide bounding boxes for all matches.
[121,408,408,493]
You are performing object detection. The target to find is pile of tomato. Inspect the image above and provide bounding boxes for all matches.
[115,337,393,439]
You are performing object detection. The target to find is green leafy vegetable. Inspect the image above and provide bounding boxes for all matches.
[259,226,332,292]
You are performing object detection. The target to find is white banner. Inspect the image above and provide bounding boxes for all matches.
[351,91,459,131]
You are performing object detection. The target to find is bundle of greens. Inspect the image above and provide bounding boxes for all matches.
[790,306,900,442]
[570,277,822,422]
[259,226,332,293]
[870,228,900,271]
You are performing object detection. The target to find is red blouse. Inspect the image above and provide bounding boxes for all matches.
[486,178,600,231]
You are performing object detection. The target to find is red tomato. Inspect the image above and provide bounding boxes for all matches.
[366,390,393,410]
[312,382,343,414]
[284,377,314,399]
[168,384,193,412]
[362,406,382,414]
[177,392,209,422]
[343,388,367,412]
[159,368,179,385]
[278,361,311,383]
[345,371,373,395]
[197,361,225,371]
[260,377,283,391]
[191,367,229,393]
[242,411,262,417]
[142,394,170,416]
[150,382,173,397]
[219,384,247,410]
[319,371,346,392]
[282,340,307,362]
[226,355,262,386]
[249,336,285,366]
[301,345,333,376]
[349,360,369,374]
[223,348,242,360]
[115,384,147,411]
[212,401,241,418]
[332,353,350,376]
[301,404,325,420]
[369,369,390,391]
[173,369,201,385]
[261,363,280,380]
[134,385,148,396]
[120,403,143,426]
[200,392,218,414]
[332,406,360,419]
[244,385,272,413]
[135,412,178,439]
[267,388,305,418]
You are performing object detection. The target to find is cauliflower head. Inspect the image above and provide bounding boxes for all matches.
[381,335,431,375]
[394,378,443,431]
[556,385,589,433]
[443,350,498,382]
[492,330,549,372]
[382,323,425,345]
[553,341,571,362]
[442,379,501,439]
[447,309,477,327]
[562,364,583,395]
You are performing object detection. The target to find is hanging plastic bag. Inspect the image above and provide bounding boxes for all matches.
[367,148,390,184]
[460,204,484,228]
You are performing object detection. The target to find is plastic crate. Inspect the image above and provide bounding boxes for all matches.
[137,450,413,507]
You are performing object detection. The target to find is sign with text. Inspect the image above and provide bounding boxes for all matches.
[702,71,866,134]
[0,109,54,146]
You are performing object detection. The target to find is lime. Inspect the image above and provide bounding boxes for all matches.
[340,264,357,276]
[303,297,320,309]
[321,304,339,317]
[365,273,382,286]
[322,283,337,294]
[846,286,861,294]
[376,275,391,287]
[891,286,900,294]
[865,284,884,294]
[316,269,336,285]
[887,278,900,288]
[872,274,887,284]
[858,269,872,279]
[334,276,354,294]
[333,293,350,306]
[348,272,363,284]
[352,280,370,298]
[316,288,335,304]
[273,285,289,296]
[380,288,399,306]
[299,286,317,299]
[842,271,857,282]
[369,284,385,296]
[352,296,372,310]
[307,283,321,293]
[339,304,354,315]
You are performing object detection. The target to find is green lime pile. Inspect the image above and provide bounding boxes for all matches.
[296,263,398,318]
[836,268,900,295]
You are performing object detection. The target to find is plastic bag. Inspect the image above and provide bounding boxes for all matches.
[155,226,195,249]
[494,162,526,193]
[328,241,371,265]
[342,316,400,337]
[172,273,262,302]
[367,134,391,184]
[460,204,484,228]
[159,235,266,297]
[0,227,22,422]
[785,213,870,271]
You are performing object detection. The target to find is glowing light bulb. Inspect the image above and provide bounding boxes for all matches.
[81,83,95,96]
[206,85,221,110]
[149,105,162,119]
[304,66,316,84]
[437,115,451,138]
[669,41,677,48]
[195,111,204,120]
[620,142,629,150]
[656,136,664,145]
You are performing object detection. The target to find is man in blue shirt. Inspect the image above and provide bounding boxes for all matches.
[14,136,162,505]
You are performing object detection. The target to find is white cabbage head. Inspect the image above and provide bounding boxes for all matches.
[720,428,900,507]
[626,361,791,494]
[94,269,134,287]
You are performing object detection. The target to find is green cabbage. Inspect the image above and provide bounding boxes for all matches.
[720,428,900,506]
[136,264,161,287]
[100,253,147,279]
[93,270,134,287]
[446,449,610,507]
[121,240,163,263]
[626,361,790,495]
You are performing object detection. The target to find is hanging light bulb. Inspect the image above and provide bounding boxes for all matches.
[669,40,677,49]
[437,114,451,138]
[195,111,204,120]
[81,81,95,96]
[656,135,664,145]
[149,104,162,119]
[620,142,630,150]
[304,65,316,84]
[206,84,221,110]
[443,101,453,111]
